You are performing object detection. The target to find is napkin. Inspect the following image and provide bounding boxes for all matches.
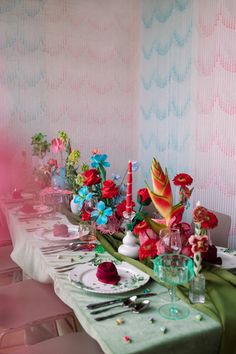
[96,261,120,285]
[53,224,69,237]
[12,189,22,199]
[20,203,36,214]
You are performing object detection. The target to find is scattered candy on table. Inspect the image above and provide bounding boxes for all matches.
[123,336,132,343]
[148,317,155,323]
[160,326,167,334]
[144,288,151,294]
[195,314,203,321]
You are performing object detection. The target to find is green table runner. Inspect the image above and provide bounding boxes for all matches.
[63,207,236,354]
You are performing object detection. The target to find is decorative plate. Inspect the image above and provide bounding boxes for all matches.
[216,248,236,270]
[17,204,53,216]
[68,262,150,294]
[39,226,89,241]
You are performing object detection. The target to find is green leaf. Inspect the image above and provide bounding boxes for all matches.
[142,214,167,234]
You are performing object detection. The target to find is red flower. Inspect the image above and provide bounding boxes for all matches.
[47,159,58,168]
[101,180,118,199]
[82,169,101,186]
[192,206,208,223]
[188,234,209,253]
[137,188,151,206]
[201,211,218,229]
[133,220,149,234]
[173,173,193,187]
[81,211,91,221]
[116,199,135,218]
[138,239,157,260]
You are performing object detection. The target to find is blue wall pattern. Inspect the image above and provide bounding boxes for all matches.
[139,0,194,202]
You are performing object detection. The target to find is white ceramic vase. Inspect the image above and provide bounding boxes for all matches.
[70,195,80,215]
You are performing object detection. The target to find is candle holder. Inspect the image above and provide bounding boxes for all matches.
[118,211,139,259]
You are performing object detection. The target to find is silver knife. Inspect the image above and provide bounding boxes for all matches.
[86,293,156,310]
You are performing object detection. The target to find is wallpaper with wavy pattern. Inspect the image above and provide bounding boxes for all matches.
[1,0,236,242]
[0,0,138,189]
[139,0,236,242]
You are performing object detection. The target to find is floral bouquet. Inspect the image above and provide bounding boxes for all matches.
[71,151,129,234]
[134,157,194,260]
[188,204,219,274]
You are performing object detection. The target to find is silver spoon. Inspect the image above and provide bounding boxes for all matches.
[94,300,150,321]
[90,296,138,315]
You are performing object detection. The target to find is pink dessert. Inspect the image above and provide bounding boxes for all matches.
[20,203,35,213]
[53,224,69,237]
[96,262,120,285]
[12,189,22,199]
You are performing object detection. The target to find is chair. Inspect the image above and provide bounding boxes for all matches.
[0,279,77,349]
[0,245,22,284]
[6,332,104,354]
[208,210,231,248]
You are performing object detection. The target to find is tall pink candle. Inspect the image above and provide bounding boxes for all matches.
[125,160,132,214]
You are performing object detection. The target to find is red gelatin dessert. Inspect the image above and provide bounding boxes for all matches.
[53,224,69,237]
[20,203,35,213]
[12,189,22,199]
[96,261,120,285]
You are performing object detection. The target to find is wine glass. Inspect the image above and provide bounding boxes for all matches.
[154,254,194,320]
[159,228,182,254]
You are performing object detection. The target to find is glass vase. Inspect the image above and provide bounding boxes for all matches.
[189,273,206,304]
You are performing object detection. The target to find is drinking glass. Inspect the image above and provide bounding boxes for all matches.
[159,228,182,254]
[154,254,194,320]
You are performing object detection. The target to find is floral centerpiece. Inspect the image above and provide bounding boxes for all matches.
[133,157,220,270]
[71,151,127,234]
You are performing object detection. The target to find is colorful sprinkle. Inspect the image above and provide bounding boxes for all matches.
[144,288,151,294]
[116,318,124,325]
[95,245,105,254]
[123,336,132,343]
[148,317,155,323]
[160,326,167,334]
[195,314,203,321]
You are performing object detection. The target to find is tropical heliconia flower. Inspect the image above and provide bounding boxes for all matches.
[146,158,173,223]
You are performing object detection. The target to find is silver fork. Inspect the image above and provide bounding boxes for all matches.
[55,255,97,272]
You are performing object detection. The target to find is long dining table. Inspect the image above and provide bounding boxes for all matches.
[0,199,227,354]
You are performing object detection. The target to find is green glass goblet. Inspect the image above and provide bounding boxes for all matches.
[154,254,194,320]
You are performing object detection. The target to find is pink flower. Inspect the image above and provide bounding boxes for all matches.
[133,220,159,246]
[188,234,209,253]
[51,138,65,153]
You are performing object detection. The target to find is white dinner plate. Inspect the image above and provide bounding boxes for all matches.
[216,247,236,270]
[17,204,53,216]
[39,226,89,241]
[69,262,150,294]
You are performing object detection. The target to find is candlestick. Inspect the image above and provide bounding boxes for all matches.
[125,160,133,214]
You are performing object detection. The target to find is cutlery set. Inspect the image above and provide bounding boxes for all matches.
[41,241,97,255]
[86,293,155,321]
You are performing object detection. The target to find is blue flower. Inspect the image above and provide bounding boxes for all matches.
[91,201,112,225]
[74,186,94,211]
[131,160,139,172]
[112,173,121,181]
[91,154,110,168]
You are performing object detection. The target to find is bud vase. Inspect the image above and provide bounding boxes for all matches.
[51,167,66,189]
[189,273,205,304]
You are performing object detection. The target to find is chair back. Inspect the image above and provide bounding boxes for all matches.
[208,210,231,248]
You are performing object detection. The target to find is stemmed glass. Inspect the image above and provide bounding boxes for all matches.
[159,228,182,254]
[154,254,194,320]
